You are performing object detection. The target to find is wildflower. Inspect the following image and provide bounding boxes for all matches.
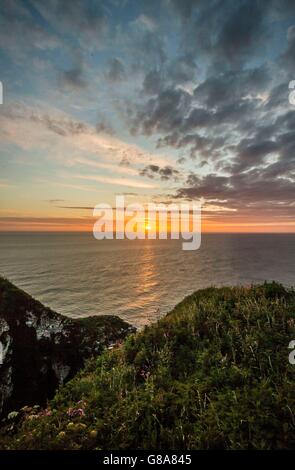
[57,431,66,439]
[27,414,39,420]
[20,406,32,413]
[77,423,87,430]
[39,408,52,417]
[139,365,150,379]
[67,407,85,418]
[7,411,19,420]
[89,429,98,439]
[77,400,87,407]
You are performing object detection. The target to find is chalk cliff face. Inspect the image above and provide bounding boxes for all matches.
[0,277,135,418]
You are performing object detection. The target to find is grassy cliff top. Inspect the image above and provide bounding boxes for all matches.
[1,282,295,450]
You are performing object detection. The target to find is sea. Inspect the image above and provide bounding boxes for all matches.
[0,232,294,328]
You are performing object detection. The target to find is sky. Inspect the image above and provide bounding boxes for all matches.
[0,0,295,232]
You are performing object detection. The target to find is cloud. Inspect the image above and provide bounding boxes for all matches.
[0,102,171,169]
[75,157,139,176]
[0,0,61,62]
[122,18,166,71]
[139,164,181,181]
[131,87,190,136]
[46,199,65,204]
[60,64,87,89]
[131,14,158,33]
[174,167,295,215]
[106,58,126,82]
[57,206,94,210]
[2,0,295,228]
[234,139,279,172]
[72,173,157,189]
[281,23,295,70]
[31,0,108,49]
[168,0,197,19]
[168,1,295,69]
[96,120,115,135]
[213,0,265,64]
[0,215,95,231]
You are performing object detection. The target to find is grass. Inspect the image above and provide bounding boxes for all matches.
[1,282,294,450]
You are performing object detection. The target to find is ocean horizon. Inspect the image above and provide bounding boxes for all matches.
[1,232,294,328]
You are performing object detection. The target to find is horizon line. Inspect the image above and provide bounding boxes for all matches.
[1,230,295,235]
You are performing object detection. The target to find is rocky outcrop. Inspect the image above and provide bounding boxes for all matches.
[0,277,135,419]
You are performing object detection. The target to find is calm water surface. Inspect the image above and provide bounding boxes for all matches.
[0,233,294,328]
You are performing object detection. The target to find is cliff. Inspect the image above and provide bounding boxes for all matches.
[1,281,294,449]
[0,277,135,418]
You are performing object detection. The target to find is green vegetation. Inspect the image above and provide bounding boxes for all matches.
[1,283,294,450]
[0,276,134,418]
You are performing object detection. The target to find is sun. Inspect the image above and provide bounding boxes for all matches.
[145,223,152,231]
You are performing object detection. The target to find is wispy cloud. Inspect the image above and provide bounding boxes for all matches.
[72,173,157,189]
[74,157,139,176]
[0,102,171,169]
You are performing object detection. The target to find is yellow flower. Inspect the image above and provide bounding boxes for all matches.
[77,423,87,430]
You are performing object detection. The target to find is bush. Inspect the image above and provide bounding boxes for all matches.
[1,283,294,450]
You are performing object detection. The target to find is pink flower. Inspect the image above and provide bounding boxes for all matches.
[139,365,150,379]
[39,409,52,417]
[67,407,85,418]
